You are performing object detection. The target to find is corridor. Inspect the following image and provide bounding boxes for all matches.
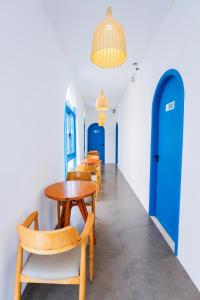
[22,165,200,300]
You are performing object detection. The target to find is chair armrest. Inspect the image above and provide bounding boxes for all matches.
[80,212,94,243]
[22,211,39,230]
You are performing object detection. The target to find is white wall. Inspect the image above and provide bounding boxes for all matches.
[86,107,117,163]
[118,0,200,291]
[0,1,85,299]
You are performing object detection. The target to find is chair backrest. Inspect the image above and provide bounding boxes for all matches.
[77,165,97,175]
[86,154,99,160]
[17,212,95,255]
[67,171,92,181]
[87,151,99,156]
[17,224,80,255]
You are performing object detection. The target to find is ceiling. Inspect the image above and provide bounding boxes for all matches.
[42,0,174,108]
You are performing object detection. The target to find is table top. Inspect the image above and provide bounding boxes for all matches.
[44,180,96,201]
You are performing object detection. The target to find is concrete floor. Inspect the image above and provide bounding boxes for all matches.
[22,165,200,300]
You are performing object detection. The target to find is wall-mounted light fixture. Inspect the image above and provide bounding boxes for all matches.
[131,62,140,82]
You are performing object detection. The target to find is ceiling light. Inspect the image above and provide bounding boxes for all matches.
[98,111,106,121]
[91,7,127,68]
[96,90,109,110]
[98,119,105,126]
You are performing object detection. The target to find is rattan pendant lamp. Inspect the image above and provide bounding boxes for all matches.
[98,111,106,121]
[98,111,106,126]
[91,7,127,68]
[98,119,105,126]
[96,90,109,110]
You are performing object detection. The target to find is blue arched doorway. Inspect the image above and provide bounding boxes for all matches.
[88,123,105,163]
[149,69,184,255]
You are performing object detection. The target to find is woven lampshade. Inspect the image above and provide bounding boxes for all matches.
[98,119,105,126]
[96,90,109,110]
[98,111,106,121]
[91,7,127,68]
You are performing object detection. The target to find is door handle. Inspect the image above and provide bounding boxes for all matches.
[155,154,159,162]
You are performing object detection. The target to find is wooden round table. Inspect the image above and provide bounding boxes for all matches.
[44,181,96,228]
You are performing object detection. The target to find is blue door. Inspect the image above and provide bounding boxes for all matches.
[150,70,184,255]
[88,123,105,163]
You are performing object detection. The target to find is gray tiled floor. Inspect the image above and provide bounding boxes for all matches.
[22,165,200,300]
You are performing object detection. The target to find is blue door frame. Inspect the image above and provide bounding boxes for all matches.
[149,69,184,255]
[84,115,86,158]
[64,104,76,178]
[116,123,118,165]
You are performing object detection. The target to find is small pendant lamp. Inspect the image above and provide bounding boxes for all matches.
[98,111,106,121]
[98,111,106,126]
[91,7,127,68]
[98,119,105,126]
[96,90,109,111]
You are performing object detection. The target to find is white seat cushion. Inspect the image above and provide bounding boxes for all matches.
[91,174,97,182]
[22,247,80,280]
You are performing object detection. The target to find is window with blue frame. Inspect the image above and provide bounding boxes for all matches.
[64,105,76,174]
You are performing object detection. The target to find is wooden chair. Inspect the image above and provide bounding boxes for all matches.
[88,150,98,154]
[15,211,94,300]
[76,165,99,200]
[87,151,99,157]
[83,159,102,190]
[67,171,92,181]
[86,154,99,160]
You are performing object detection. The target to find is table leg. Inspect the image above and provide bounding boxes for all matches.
[64,201,72,227]
[78,198,96,244]
[55,202,65,229]
[56,202,61,229]
[60,203,66,228]
[57,202,62,229]
[78,199,88,222]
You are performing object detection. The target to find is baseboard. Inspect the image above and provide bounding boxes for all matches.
[151,216,175,252]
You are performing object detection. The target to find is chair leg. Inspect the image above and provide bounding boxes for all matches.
[91,195,95,219]
[14,281,21,300]
[96,178,100,200]
[95,183,98,201]
[98,180,100,198]
[79,243,87,300]
[14,246,22,300]
[89,230,94,283]
[97,176,100,200]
